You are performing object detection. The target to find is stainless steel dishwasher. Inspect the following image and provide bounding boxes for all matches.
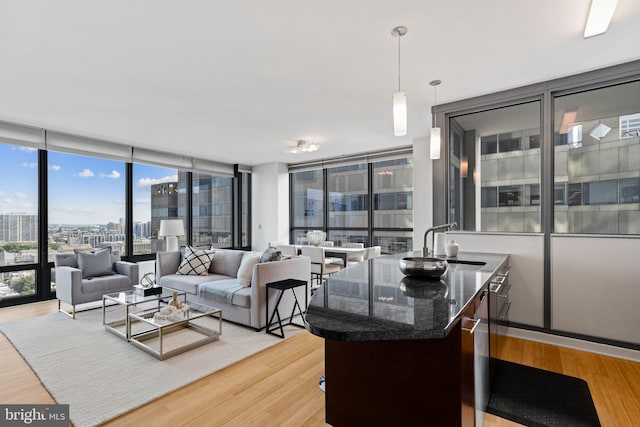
[461,287,490,427]
[489,266,510,385]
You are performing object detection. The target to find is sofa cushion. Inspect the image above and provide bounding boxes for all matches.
[260,247,282,263]
[210,250,244,277]
[198,279,251,308]
[177,246,215,276]
[231,287,251,308]
[158,273,227,295]
[237,252,261,287]
[75,248,115,279]
[81,274,131,294]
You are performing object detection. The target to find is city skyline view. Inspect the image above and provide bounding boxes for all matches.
[0,143,180,225]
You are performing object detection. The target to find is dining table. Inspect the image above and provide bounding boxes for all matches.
[294,245,366,266]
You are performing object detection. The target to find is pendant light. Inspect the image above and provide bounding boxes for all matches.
[391,26,407,136]
[430,79,441,159]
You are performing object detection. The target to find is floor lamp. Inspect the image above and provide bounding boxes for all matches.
[159,219,185,252]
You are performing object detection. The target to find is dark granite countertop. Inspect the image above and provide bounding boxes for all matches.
[305,251,509,342]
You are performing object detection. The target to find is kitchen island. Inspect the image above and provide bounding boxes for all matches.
[305,251,509,427]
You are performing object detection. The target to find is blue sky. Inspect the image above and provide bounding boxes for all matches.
[0,142,178,224]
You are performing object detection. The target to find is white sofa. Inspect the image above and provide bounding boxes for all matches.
[156,249,311,331]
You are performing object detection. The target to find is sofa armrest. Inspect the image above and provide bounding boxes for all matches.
[156,251,181,282]
[115,261,139,285]
[250,256,311,329]
[55,266,83,305]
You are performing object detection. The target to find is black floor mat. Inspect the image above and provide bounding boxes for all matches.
[487,360,601,427]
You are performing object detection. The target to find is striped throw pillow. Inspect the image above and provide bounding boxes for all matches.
[177,246,215,276]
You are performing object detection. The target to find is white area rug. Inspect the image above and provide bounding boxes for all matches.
[0,308,302,427]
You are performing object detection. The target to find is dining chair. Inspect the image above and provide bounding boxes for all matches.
[300,246,341,287]
[277,244,298,257]
[364,246,382,260]
[342,242,364,248]
[343,242,366,265]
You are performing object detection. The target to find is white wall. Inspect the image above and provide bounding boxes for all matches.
[251,162,289,251]
[551,235,640,344]
[446,232,545,327]
[412,136,433,251]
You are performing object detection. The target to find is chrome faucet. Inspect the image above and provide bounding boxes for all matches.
[423,222,457,257]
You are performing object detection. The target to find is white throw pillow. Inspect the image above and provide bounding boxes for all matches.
[236,253,261,287]
[177,246,215,276]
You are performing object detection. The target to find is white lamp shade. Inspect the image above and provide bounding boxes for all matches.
[393,91,407,136]
[159,219,185,238]
[430,127,441,159]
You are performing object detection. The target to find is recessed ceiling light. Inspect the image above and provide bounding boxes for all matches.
[589,123,612,140]
[584,0,618,38]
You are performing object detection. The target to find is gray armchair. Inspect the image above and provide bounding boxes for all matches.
[54,250,139,318]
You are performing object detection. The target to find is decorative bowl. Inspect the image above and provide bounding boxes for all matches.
[307,230,326,246]
[398,257,448,279]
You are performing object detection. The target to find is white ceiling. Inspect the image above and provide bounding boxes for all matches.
[1,1,639,166]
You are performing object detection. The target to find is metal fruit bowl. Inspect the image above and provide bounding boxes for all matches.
[398,257,448,279]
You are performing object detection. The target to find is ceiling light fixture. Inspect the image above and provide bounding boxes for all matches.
[430,79,442,159]
[286,140,319,154]
[584,0,618,38]
[391,26,408,137]
[589,123,612,140]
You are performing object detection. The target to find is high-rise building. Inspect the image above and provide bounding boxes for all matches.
[0,213,38,243]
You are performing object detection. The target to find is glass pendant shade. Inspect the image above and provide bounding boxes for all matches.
[430,127,441,159]
[393,91,407,136]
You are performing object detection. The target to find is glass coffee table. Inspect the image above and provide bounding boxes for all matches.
[102,288,187,341]
[128,300,222,360]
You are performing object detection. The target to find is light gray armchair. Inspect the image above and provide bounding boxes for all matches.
[54,249,138,318]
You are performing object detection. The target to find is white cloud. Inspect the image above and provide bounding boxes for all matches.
[0,198,14,205]
[21,162,37,169]
[14,192,28,199]
[78,169,94,178]
[100,170,121,179]
[0,190,4,196]
[49,165,61,171]
[137,175,178,188]
[19,147,37,153]
[134,198,150,205]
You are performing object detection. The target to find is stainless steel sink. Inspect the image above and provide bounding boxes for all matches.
[446,259,486,266]
[447,259,486,271]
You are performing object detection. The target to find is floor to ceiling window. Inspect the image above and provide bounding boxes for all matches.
[290,169,324,245]
[0,142,39,300]
[132,164,186,255]
[239,171,251,248]
[290,154,413,253]
[0,124,249,308]
[372,158,413,252]
[48,151,127,255]
[193,172,232,248]
[327,164,368,245]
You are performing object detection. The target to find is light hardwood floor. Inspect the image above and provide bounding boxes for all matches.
[1,300,639,426]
